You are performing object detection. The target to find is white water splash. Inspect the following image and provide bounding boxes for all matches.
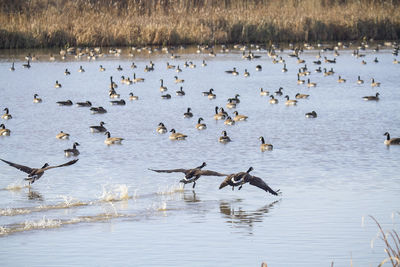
[100,184,130,202]
[157,183,184,195]
[23,216,62,230]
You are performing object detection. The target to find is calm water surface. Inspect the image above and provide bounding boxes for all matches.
[0,45,399,266]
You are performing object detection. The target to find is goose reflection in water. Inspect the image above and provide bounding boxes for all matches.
[219,199,280,233]
[27,189,43,201]
[183,190,201,203]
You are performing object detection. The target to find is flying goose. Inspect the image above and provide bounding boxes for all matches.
[33,94,42,103]
[2,108,12,120]
[305,111,317,118]
[384,132,400,145]
[0,124,10,136]
[104,131,124,145]
[90,106,107,114]
[219,167,280,195]
[169,129,187,140]
[219,130,231,143]
[76,101,92,107]
[362,93,380,101]
[64,142,80,157]
[259,136,273,151]
[196,118,207,130]
[56,100,73,106]
[56,131,70,139]
[90,121,107,133]
[0,158,79,185]
[149,162,227,188]
[156,123,167,134]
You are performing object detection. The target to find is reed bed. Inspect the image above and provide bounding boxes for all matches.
[0,0,399,48]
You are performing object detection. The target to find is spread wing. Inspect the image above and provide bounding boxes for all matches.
[149,168,188,174]
[198,170,227,177]
[0,159,34,174]
[43,159,79,171]
[249,176,279,195]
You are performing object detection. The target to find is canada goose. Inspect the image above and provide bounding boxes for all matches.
[64,142,80,157]
[133,73,144,83]
[129,92,139,101]
[104,131,124,145]
[109,88,120,99]
[219,130,231,143]
[315,66,322,73]
[219,167,280,195]
[393,58,399,64]
[161,93,171,99]
[297,74,305,84]
[0,124,10,136]
[10,62,15,71]
[207,89,216,99]
[362,92,380,101]
[176,86,185,96]
[224,116,235,125]
[1,108,12,120]
[295,93,309,99]
[90,121,107,133]
[54,80,62,88]
[90,106,107,114]
[99,65,106,71]
[269,95,279,104]
[226,99,237,109]
[282,64,288,72]
[169,129,187,140]
[233,111,248,121]
[116,65,123,71]
[323,68,334,76]
[313,60,322,65]
[156,123,167,134]
[170,53,180,59]
[285,95,298,105]
[149,162,226,188]
[337,75,346,83]
[259,136,273,151]
[78,65,85,72]
[174,76,184,83]
[305,111,317,118]
[228,94,240,104]
[176,65,182,72]
[0,158,78,185]
[56,131,70,140]
[64,68,71,75]
[184,61,189,68]
[109,76,118,89]
[76,101,92,107]
[213,106,227,120]
[260,88,269,96]
[184,107,193,118]
[201,60,207,67]
[383,132,400,145]
[196,118,207,130]
[110,99,126,105]
[56,100,73,106]
[244,69,250,77]
[373,57,379,63]
[275,87,283,96]
[371,78,381,87]
[297,57,305,64]
[22,60,31,69]
[324,57,336,63]
[357,76,364,84]
[307,79,317,87]
[225,67,238,75]
[166,62,175,69]
[130,62,137,69]
[159,79,168,92]
[33,94,42,103]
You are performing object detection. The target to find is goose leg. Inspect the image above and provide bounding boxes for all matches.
[192,181,196,188]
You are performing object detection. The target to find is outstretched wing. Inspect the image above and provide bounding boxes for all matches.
[44,159,79,170]
[149,168,188,174]
[0,158,34,174]
[198,170,227,177]
[249,176,279,195]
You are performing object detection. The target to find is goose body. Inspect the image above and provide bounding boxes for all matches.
[259,136,273,151]
[371,78,381,87]
[90,121,107,133]
[156,123,167,134]
[285,95,297,105]
[159,79,168,92]
[2,108,12,120]
[269,95,279,104]
[275,87,283,96]
[225,67,238,75]
[64,68,71,75]
[110,99,126,105]
[295,93,309,99]
[337,76,346,83]
[260,88,269,96]
[33,94,42,103]
[22,60,31,69]
[176,87,185,96]
[174,76,184,83]
[169,129,187,140]
[133,73,144,83]
[226,100,237,109]
[305,111,317,118]
[363,93,380,101]
[357,76,364,84]
[233,111,248,121]
[0,158,78,184]
[76,101,92,107]
[54,80,62,88]
[213,106,227,120]
[219,167,280,195]
[184,108,193,118]
[224,116,235,125]
[104,131,124,145]
[56,131,70,139]
[56,100,73,106]
[384,132,400,145]
[219,131,231,143]
[0,124,10,136]
[307,79,317,87]
[78,66,85,72]
[90,106,107,114]
[99,65,106,71]
[161,94,171,99]
[129,92,139,101]
[196,118,207,130]
[64,142,80,157]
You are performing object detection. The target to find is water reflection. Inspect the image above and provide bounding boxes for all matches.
[183,190,201,203]
[27,188,43,201]
[219,199,280,234]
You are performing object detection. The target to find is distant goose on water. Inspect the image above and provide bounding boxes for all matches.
[384,132,400,145]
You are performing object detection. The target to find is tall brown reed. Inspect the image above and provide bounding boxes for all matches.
[0,0,399,48]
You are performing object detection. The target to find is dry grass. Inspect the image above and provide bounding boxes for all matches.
[0,0,399,48]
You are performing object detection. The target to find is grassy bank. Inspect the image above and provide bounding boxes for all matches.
[0,0,399,48]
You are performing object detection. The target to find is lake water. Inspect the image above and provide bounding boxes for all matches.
[0,44,399,266]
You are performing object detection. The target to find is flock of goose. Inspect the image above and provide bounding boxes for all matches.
[1,42,400,195]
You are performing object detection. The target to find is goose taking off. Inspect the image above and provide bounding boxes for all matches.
[0,158,79,185]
